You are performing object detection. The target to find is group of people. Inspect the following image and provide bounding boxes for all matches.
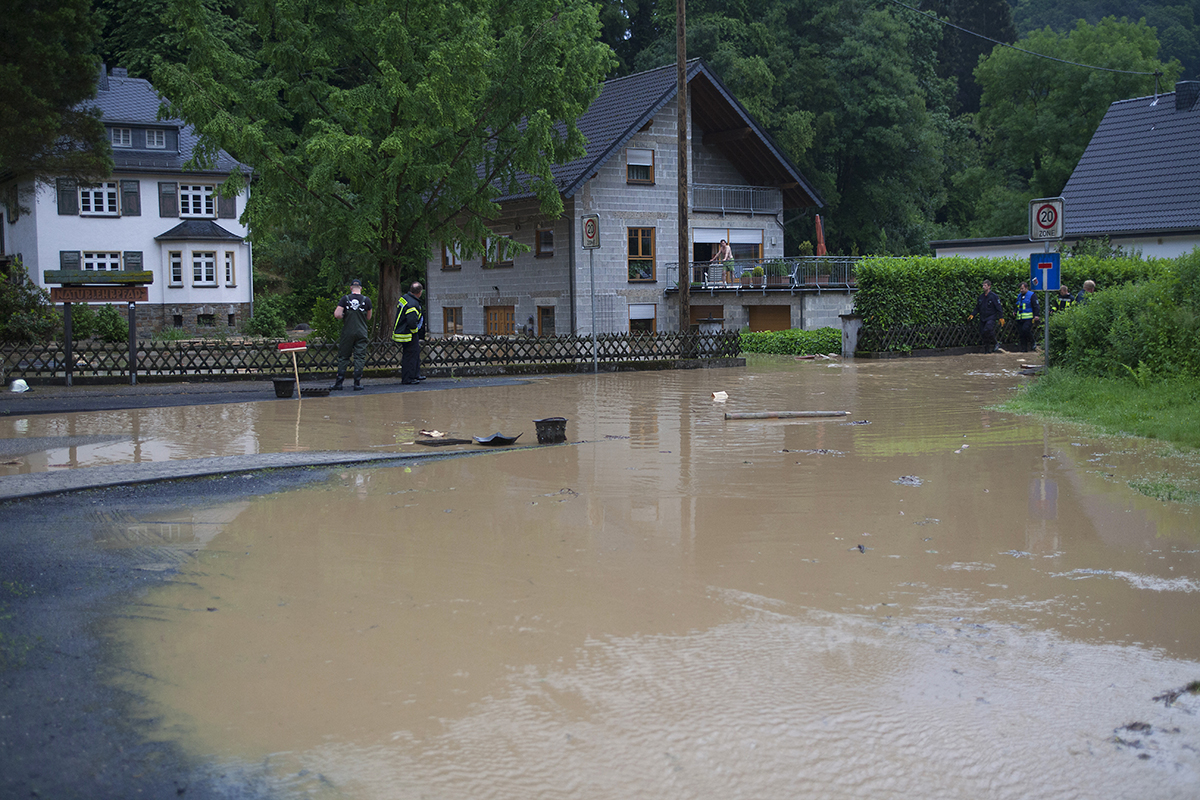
[330,279,425,390]
[971,278,1095,354]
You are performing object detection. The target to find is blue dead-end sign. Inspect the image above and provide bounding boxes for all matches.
[1030,252,1060,292]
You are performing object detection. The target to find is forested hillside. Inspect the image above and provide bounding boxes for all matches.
[73,0,1197,264]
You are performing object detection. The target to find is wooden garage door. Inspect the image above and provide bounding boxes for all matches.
[747,305,790,332]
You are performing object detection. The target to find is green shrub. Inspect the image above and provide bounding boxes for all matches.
[308,296,340,341]
[852,254,1171,330]
[68,303,97,340]
[0,271,59,343]
[94,304,129,343]
[244,293,288,338]
[740,327,841,355]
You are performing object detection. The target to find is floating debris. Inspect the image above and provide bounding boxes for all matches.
[782,448,844,456]
[844,419,870,425]
[914,518,940,526]
[893,475,923,487]
[711,391,729,401]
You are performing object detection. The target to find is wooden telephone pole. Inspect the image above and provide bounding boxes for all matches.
[677,0,690,332]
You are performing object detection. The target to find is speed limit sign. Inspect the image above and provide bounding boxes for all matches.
[582,214,600,249]
[1029,197,1064,242]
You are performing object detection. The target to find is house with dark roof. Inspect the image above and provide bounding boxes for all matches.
[1,67,252,333]
[932,80,1200,260]
[427,60,829,337]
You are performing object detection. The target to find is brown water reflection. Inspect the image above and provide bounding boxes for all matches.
[99,356,1199,799]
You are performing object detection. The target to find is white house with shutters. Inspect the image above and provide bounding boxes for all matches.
[0,67,252,332]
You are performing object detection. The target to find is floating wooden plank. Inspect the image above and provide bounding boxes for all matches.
[724,410,849,420]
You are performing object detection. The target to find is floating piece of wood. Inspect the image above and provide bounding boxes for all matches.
[724,410,849,420]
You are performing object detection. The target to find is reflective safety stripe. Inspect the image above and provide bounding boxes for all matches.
[1016,291,1034,320]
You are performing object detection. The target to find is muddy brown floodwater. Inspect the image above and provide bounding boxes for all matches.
[16,355,1200,799]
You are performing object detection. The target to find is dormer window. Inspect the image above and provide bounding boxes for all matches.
[147,129,166,149]
[110,128,132,148]
[627,148,654,184]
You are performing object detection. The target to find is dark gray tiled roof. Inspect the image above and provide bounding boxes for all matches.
[1062,88,1200,236]
[500,59,822,208]
[85,74,246,176]
[155,220,244,241]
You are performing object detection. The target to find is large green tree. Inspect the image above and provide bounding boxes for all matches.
[0,0,112,190]
[156,0,614,325]
[969,16,1180,235]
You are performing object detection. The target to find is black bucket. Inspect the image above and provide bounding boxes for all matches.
[533,417,568,444]
[272,377,295,398]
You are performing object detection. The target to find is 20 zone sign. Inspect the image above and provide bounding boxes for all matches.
[1028,197,1064,241]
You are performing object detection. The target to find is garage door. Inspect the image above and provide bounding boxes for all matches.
[747,305,790,332]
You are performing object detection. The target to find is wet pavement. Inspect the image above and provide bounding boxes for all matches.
[2,352,1198,799]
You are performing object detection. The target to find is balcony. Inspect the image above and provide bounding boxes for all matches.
[691,184,782,216]
[663,256,859,293]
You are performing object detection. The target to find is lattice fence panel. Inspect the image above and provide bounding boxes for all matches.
[857,324,1020,353]
[2,332,740,381]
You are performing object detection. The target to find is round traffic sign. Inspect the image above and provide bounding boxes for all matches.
[1036,204,1058,230]
[584,218,597,239]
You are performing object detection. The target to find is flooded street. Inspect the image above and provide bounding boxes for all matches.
[10,356,1200,798]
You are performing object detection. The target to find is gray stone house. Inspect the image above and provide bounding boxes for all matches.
[426,60,829,337]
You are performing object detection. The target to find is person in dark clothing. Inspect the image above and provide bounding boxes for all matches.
[1076,279,1096,305]
[331,279,372,390]
[392,282,424,384]
[969,279,1004,353]
[1014,281,1041,352]
[1055,285,1075,313]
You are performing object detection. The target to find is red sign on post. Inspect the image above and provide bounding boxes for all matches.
[51,286,148,303]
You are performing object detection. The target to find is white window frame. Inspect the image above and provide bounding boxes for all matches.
[179,184,216,218]
[146,129,166,149]
[110,128,132,148]
[79,182,119,216]
[169,251,183,286]
[224,251,236,286]
[192,251,216,286]
[82,251,122,271]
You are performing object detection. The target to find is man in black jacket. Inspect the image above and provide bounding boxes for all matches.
[392,282,425,384]
[970,280,1005,353]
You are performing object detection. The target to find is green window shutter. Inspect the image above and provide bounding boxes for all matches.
[56,179,78,215]
[122,251,143,271]
[120,180,141,216]
[158,182,177,217]
[59,250,82,270]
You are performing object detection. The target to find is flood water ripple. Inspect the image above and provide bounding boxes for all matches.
[11,355,1197,798]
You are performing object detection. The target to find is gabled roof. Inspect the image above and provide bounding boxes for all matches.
[155,220,244,242]
[85,70,246,176]
[1062,83,1200,236]
[502,59,822,209]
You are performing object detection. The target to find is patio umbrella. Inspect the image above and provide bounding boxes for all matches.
[815,214,827,256]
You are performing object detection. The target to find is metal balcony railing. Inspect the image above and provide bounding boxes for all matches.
[691,185,782,216]
[664,256,859,292]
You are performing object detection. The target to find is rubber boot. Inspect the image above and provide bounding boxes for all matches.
[331,372,345,390]
[352,369,363,391]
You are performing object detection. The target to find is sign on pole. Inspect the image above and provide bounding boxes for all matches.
[1029,197,1064,242]
[582,214,600,249]
[1029,252,1060,292]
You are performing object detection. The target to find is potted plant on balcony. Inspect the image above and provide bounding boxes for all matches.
[751,265,765,287]
[765,259,788,287]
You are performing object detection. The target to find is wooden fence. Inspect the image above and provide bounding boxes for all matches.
[0,331,742,382]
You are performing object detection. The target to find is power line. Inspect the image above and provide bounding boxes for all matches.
[885,0,1163,79]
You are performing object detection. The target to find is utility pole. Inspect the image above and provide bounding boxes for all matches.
[677,0,690,332]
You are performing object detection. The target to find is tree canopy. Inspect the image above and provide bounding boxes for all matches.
[0,0,112,189]
[156,0,614,321]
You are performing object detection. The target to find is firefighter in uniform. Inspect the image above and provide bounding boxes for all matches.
[392,282,425,384]
[1015,281,1040,352]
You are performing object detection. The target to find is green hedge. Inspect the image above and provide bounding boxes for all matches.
[740,327,841,355]
[853,254,1172,328]
[1048,250,1200,378]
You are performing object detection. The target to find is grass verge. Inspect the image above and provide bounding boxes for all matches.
[1002,369,1200,451]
